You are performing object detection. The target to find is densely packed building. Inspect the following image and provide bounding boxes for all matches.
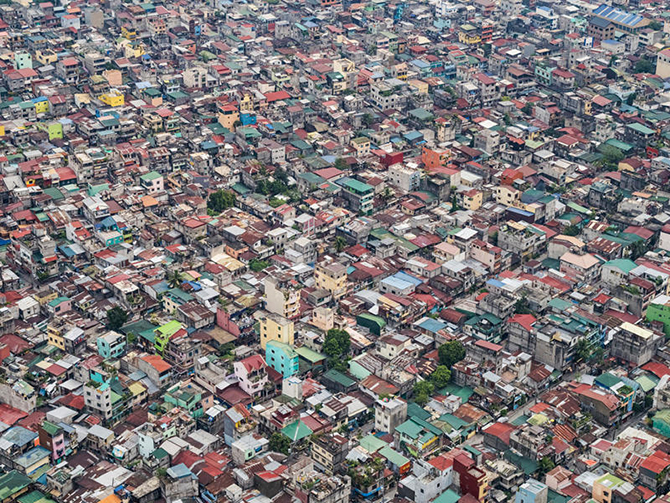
[0,0,670,501]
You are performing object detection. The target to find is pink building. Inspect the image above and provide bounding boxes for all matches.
[233,355,268,399]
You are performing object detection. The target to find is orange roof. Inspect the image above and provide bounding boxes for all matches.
[142,195,158,207]
[141,354,172,373]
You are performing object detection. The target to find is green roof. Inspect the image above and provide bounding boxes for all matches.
[359,434,387,453]
[17,490,56,503]
[40,420,61,436]
[295,346,325,363]
[595,372,622,389]
[407,402,432,421]
[440,383,474,402]
[342,178,373,194]
[323,369,356,388]
[433,490,460,503]
[604,258,637,274]
[635,374,658,393]
[157,320,182,336]
[504,450,538,475]
[379,445,410,467]
[140,171,161,182]
[0,471,32,501]
[627,122,654,135]
[282,420,313,442]
[48,296,69,307]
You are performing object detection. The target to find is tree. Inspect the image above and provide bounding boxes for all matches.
[438,341,466,368]
[168,270,183,288]
[649,20,663,31]
[249,258,269,272]
[600,145,624,169]
[522,103,533,115]
[269,432,291,455]
[413,380,434,406]
[626,93,637,106]
[430,366,452,389]
[563,224,580,236]
[634,58,655,74]
[574,338,594,364]
[514,297,534,315]
[208,189,236,213]
[127,333,137,345]
[324,329,351,359]
[335,236,347,253]
[107,306,128,331]
[629,240,647,260]
[334,157,348,171]
[538,456,555,475]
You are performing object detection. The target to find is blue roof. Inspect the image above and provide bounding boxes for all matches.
[1,427,38,448]
[393,271,423,286]
[410,59,430,69]
[417,318,448,334]
[381,276,414,291]
[167,463,193,479]
[592,3,646,28]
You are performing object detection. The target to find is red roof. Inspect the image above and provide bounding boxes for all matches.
[482,422,514,445]
[642,362,670,378]
[474,339,502,352]
[141,354,172,373]
[641,450,670,475]
[0,404,28,426]
[507,314,536,332]
[264,91,291,102]
[239,354,266,373]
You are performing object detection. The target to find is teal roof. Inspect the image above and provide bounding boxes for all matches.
[627,122,654,135]
[604,258,637,274]
[359,434,388,453]
[323,369,356,387]
[282,420,313,442]
[433,490,460,503]
[295,346,325,363]
[379,445,410,467]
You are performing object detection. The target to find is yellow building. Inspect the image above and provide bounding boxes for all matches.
[240,93,254,112]
[100,90,125,107]
[409,79,428,95]
[218,103,240,131]
[260,313,294,350]
[35,49,58,65]
[461,189,483,211]
[459,24,481,45]
[121,26,137,40]
[315,260,348,299]
[47,325,66,350]
[311,307,334,331]
[34,100,49,114]
[351,137,371,156]
[494,186,521,206]
[592,474,625,503]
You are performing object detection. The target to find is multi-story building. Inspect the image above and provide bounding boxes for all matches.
[609,322,662,366]
[96,331,126,359]
[310,433,349,474]
[265,340,299,378]
[516,479,548,503]
[259,313,294,350]
[315,259,348,300]
[265,274,302,320]
[388,164,421,193]
[233,355,269,400]
[374,397,407,434]
[339,178,374,215]
[84,378,131,425]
